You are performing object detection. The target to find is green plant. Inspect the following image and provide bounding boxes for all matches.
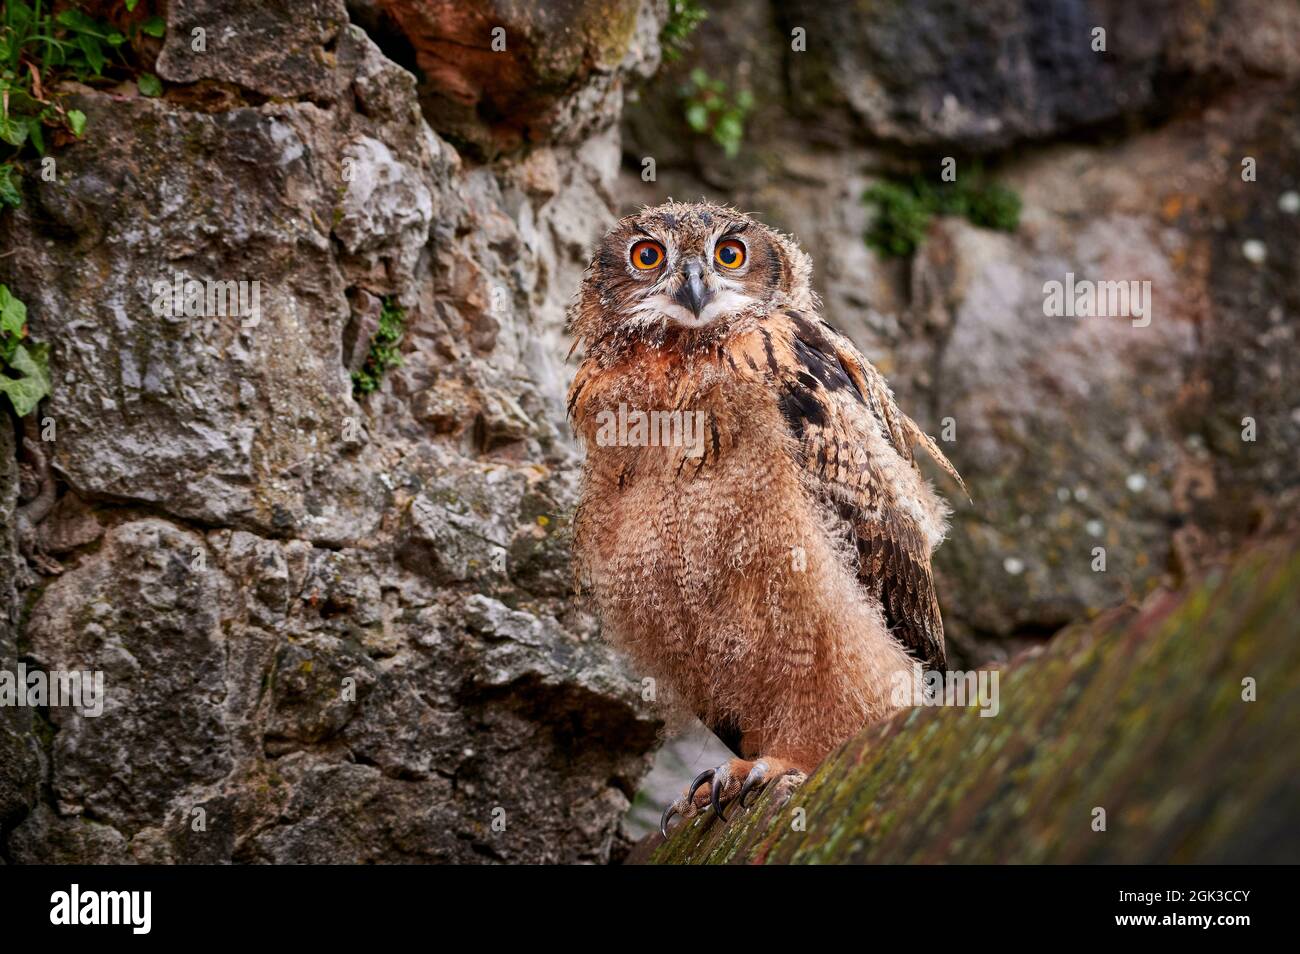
[0,283,50,417]
[661,0,707,63]
[863,168,1022,257]
[351,298,407,396]
[0,1,163,209]
[861,180,932,258]
[681,68,753,158]
[960,180,1022,232]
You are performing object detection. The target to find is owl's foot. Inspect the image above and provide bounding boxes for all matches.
[659,756,806,838]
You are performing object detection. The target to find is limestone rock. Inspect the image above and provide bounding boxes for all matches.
[157,0,354,101]
[781,0,1300,150]
[0,424,41,839]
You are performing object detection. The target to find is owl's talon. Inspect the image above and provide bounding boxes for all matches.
[686,768,715,804]
[658,756,804,840]
[659,802,680,840]
[710,772,728,821]
[659,769,715,841]
[737,760,769,809]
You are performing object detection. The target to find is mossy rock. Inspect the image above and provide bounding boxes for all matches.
[643,535,1300,864]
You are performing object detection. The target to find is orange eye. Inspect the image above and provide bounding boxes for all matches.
[715,239,746,269]
[630,240,665,270]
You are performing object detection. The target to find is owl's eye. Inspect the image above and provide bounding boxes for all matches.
[630,240,665,270]
[715,239,746,269]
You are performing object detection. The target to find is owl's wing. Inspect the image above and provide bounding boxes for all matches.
[750,309,964,670]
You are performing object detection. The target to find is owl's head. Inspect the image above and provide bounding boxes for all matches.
[568,200,814,352]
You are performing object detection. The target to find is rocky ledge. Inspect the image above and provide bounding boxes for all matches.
[642,535,1300,864]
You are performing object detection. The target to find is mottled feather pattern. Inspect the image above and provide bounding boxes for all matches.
[766,310,954,669]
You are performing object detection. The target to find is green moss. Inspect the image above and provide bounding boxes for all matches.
[863,168,1022,258]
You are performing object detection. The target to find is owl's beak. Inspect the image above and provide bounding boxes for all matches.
[675,259,713,320]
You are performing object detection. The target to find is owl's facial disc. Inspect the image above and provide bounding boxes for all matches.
[627,236,760,330]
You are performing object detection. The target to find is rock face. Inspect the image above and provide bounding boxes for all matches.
[0,424,42,844]
[780,0,1300,151]
[620,0,1300,665]
[371,0,663,158]
[0,0,667,863]
[645,536,1300,864]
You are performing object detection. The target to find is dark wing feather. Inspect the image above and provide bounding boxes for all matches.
[854,511,947,669]
[763,310,960,670]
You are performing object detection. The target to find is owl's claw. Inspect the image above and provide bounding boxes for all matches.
[687,768,716,803]
[660,768,717,839]
[710,772,728,821]
[657,757,806,841]
[659,802,678,840]
[737,761,769,809]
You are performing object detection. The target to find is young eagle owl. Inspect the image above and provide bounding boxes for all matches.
[565,200,964,836]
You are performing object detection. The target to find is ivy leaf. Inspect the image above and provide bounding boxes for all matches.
[0,341,51,417]
[26,116,45,154]
[126,0,139,10]
[137,73,162,98]
[685,102,709,132]
[78,35,106,75]
[0,164,21,209]
[141,16,166,38]
[56,9,101,32]
[714,113,742,149]
[66,109,87,137]
[0,284,28,338]
[0,113,29,147]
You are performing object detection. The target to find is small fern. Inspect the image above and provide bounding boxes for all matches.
[661,0,707,63]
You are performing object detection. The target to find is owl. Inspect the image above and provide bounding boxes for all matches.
[565,200,964,837]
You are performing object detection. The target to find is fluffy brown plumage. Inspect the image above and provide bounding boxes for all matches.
[565,200,963,826]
